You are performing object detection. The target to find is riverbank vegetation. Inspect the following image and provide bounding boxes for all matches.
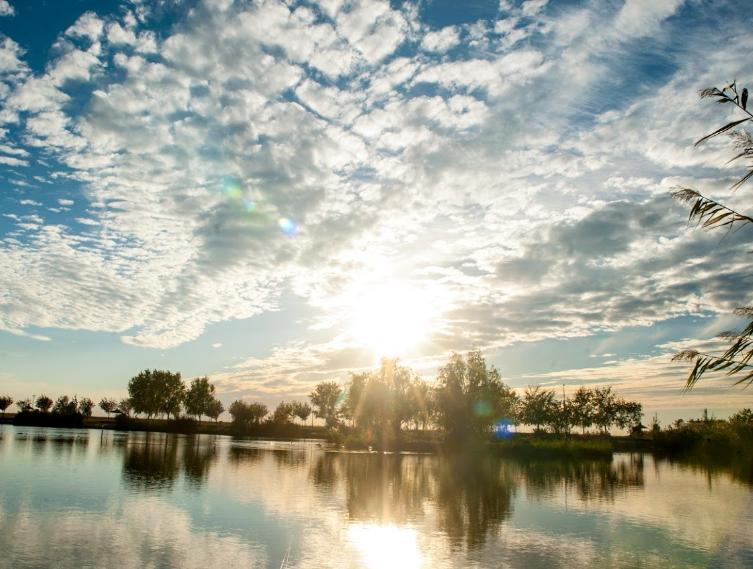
[3,350,751,458]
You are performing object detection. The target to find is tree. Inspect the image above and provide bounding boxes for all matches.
[292,401,311,425]
[228,400,267,428]
[16,398,33,413]
[272,401,295,424]
[52,395,78,416]
[672,81,753,387]
[518,386,557,433]
[78,397,94,417]
[0,395,13,413]
[591,386,618,434]
[570,387,595,434]
[128,369,185,419]
[184,376,215,420]
[309,381,342,428]
[206,399,224,422]
[99,398,118,417]
[35,395,53,413]
[434,350,518,441]
[117,398,133,417]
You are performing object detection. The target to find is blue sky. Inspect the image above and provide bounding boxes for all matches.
[1,0,752,421]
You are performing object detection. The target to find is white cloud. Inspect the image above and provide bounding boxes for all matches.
[420,26,459,53]
[0,1,14,17]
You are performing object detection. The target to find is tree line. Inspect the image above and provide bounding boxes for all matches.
[225,350,644,441]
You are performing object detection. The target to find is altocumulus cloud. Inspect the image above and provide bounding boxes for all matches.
[0,0,751,400]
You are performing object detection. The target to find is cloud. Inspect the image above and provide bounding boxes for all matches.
[0,0,749,410]
[0,1,13,17]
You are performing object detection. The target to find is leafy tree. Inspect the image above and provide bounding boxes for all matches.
[672,81,753,387]
[78,397,94,417]
[206,399,224,422]
[52,395,78,416]
[518,386,557,433]
[272,401,295,424]
[117,398,133,417]
[434,351,518,441]
[35,395,53,413]
[591,386,618,434]
[0,395,13,413]
[185,376,215,420]
[292,401,312,425]
[309,381,343,428]
[128,369,185,419]
[99,398,118,417]
[228,400,267,428]
[16,398,33,413]
[570,387,595,434]
[614,400,643,432]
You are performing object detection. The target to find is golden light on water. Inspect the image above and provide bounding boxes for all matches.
[347,523,425,569]
[348,281,434,358]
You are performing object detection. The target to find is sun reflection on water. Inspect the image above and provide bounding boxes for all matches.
[347,523,425,569]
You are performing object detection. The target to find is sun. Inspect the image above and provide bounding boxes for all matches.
[349,281,434,358]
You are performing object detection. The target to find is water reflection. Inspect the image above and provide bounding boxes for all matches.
[1,427,752,569]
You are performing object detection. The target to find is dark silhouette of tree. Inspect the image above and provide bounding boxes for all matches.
[184,376,216,420]
[228,400,267,428]
[518,386,557,433]
[206,398,224,422]
[591,386,617,434]
[78,397,94,417]
[434,350,518,442]
[52,395,79,416]
[571,386,595,433]
[99,398,118,417]
[309,381,342,428]
[272,401,295,424]
[0,395,13,413]
[672,81,753,387]
[35,395,53,413]
[16,398,33,413]
[117,398,133,417]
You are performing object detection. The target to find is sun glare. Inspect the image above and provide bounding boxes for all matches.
[347,523,425,569]
[349,281,434,358]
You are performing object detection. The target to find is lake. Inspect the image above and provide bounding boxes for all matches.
[1,425,751,568]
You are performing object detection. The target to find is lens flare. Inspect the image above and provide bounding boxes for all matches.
[278,217,298,235]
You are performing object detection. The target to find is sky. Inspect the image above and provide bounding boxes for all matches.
[1,0,752,423]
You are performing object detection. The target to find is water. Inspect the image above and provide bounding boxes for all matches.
[0,425,751,569]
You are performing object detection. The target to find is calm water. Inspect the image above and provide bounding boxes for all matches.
[1,426,752,569]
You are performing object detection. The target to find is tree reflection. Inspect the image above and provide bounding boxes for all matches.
[182,436,218,487]
[522,454,645,503]
[122,433,180,491]
[309,451,648,549]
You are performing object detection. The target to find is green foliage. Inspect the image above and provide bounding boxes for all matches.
[672,81,753,387]
[35,395,53,413]
[434,350,518,442]
[184,376,217,420]
[309,381,343,428]
[571,387,595,433]
[128,369,185,419]
[518,386,557,432]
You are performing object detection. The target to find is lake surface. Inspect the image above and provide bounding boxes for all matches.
[1,425,752,569]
